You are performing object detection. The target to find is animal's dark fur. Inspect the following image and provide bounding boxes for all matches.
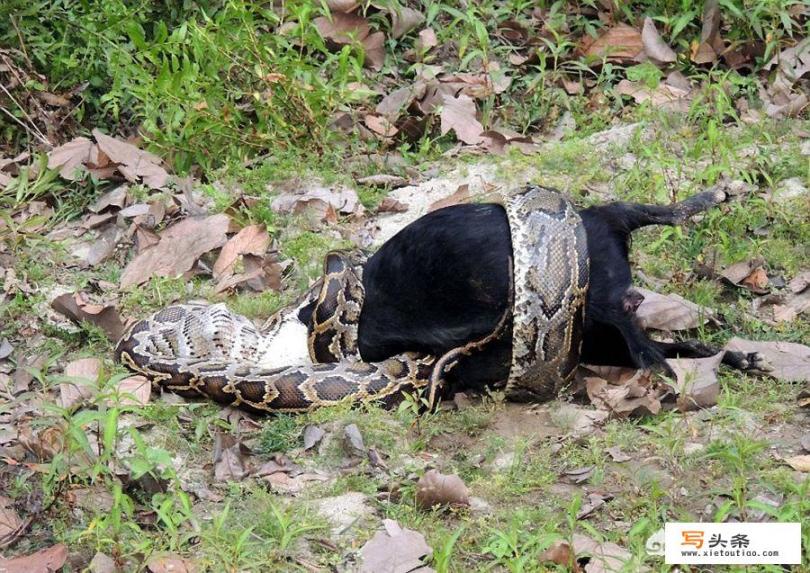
[310,189,757,394]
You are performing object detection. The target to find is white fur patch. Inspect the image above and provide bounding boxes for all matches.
[258,316,311,368]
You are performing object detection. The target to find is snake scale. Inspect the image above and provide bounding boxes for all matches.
[116,185,589,412]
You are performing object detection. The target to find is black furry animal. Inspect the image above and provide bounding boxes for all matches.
[307,187,761,396]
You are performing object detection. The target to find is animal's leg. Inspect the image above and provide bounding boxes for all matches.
[619,188,727,231]
[651,339,771,372]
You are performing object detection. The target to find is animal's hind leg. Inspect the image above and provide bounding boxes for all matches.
[618,188,727,231]
[651,339,771,372]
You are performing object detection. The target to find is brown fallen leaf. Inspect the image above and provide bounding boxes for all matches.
[782,455,810,472]
[376,82,428,119]
[763,37,810,118]
[302,425,326,450]
[585,373,663,418]
[572,533,634,573]
[0,543,68,573]
[606,446,632,463]
[691,0,724,65]
[120,213,230,288]
[60,358,102,409]
[389,6,424,39]
[92,129,170,190]
[47,137,93,180]
[556,404,609,437]
[540,540,581,571]
[364,114,399,138]
[362,31,386,70]
[213,432,249,482]
[115,376,151,406]
[212,224,270,282]
[415,469,470,509]
[88,552,118,573]
[314,12,370,45]
[0,495,23,542]
[721,259,769,293]
[636,288,713,330]
[51,292,126,341]
[668,352,724,411]
[376,197,409,213]
[615,79,691,112]
[440,94,483,145]
[416,28,438,53]
[327,0,359,12]
[85,225,122,267]
[356,174,409,188]
[146,554,198,573]
[344,423,366,456]
[427,184,470,212]
[577,492,612,519]
[89,186,128,214]
[563,466,595,484]
[214,253,283,294]
[271,186,363,217]
[641,17,676,63]
[788,270,810,294]
[725,338,810,382]
[582,24,643,62]
[359,519,432,573]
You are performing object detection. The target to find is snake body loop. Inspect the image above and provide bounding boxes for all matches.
[116,185,588,412]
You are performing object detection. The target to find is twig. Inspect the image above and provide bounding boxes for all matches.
[0,84,52,147]
[9,16,32,70]
[0,104,50,147]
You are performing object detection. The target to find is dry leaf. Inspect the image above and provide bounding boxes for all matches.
[376,197,409,213]
[85,225,122,267]
[344,423,366,455]
[60,358,102,409]
[92,129,170,189]
[585,373,663,418]
[120,214,230,288]
[364,114,399,137]
[416,28,438,52]
[146,555,198,573]
[582,24,643,62]
[356,174,408,188]
[0,495,23,541]
[47,137,93,180]
[212,224,270,281]
[376,83,427,119]
[788,270,810,294]
[783,455,810,472]
[327,0,359,12]
[213,432,248,482]
[668,352,724,411]
[636,288,712,330]
[572,533,633,573]
[577,492,612,519]
[214,253,283,294]
[440,94,483,145]
[415,469,470,509]
[389,6,424,39]
[557,404,609,437]
[314,12,371,45]
[691,0,723,64]
[540,540,581,571]
[303,425,325,450]
[428,184,470,212]
[362,32,386,70]
[0,543,68,573]
[606,446,632,462]
[725,338,810,382]
[116,376,151,406]
[615,79,691,112]
[359,519,432,573]
[51,292,126,341]
[88,552,118,573]
[641,17,676,63]
[271,186,363,217]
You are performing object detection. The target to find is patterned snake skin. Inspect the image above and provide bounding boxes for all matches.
[116,185,588,412]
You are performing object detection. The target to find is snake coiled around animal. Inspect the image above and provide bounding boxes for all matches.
[116,185,589,412]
